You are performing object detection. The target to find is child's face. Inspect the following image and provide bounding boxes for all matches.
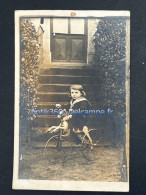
[71,89,82,99]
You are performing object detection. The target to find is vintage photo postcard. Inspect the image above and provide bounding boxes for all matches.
[13,10,130,191]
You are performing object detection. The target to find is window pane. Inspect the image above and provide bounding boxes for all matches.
[53,18,68,34]
[71,19,84,34]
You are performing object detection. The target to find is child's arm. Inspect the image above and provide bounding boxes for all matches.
[62,114,72,121]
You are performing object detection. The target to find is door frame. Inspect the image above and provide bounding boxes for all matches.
[50,18,88,63]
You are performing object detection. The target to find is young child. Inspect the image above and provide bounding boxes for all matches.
[56,84,93,146]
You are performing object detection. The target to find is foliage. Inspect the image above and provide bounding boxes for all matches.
[93,19,127,139]
[20,19,40,140]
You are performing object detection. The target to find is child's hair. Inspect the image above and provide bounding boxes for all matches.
[68,84,86,97]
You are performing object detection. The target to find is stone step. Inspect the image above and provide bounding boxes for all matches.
[38,75,98,84]
[35,103,102,115]
[37,84,98,93]
[39,67,97,76]
[36,92,97,102]
[32,115,107,128]
[36,101,100,110]
[36,102,68,110]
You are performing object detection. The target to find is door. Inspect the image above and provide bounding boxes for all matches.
[52,34,86,62]
[51,18,87,63]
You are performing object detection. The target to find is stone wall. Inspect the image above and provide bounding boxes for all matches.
[87,19,100,66]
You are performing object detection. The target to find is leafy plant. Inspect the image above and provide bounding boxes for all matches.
[93,19,127,142]
[20,19,40,142]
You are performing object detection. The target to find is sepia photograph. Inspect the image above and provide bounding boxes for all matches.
[13,10,130,191]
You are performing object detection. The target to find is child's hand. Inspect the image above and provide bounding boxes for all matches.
[56,104,61,108]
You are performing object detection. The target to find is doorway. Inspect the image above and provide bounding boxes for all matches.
[50,18,87,63]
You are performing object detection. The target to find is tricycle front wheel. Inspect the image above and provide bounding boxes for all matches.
[45,135,72,164]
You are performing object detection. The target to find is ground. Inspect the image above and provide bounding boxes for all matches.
[19,143,126,182]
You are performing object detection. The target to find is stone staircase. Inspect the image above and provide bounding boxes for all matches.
[31,66,107,142]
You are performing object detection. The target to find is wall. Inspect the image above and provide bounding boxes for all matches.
[87,19,100,66]
[41,18,51,64]
[31,18,51,66]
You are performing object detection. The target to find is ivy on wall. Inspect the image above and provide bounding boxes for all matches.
[20,19,40,142]
[93,19,127,142]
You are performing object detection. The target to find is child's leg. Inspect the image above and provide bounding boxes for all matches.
[82,126,93,145]
[47,125,61,133]
[47,126,57,132]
